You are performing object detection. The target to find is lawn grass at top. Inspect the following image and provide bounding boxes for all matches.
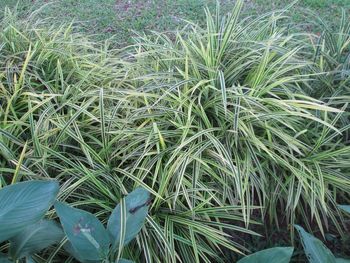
[1,0,220,44]
[2,0,350,45]
[242,0,350,32]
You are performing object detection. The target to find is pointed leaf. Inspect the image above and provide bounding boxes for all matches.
[55,202,110,261]
[107,187,151,250]
[9,219,64,259]
[0,181,59,242]
[295,225,336,263]
[237,247,294,263]
[336,259,350,263]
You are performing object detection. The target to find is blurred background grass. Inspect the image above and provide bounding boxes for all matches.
[2,0,350,45]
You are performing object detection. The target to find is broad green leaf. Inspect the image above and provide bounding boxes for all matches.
[0,253,12,263]
[0,181,59,242]
[237,247,294,263]
[339,205,350,214]
[107,187,151,250]
[63,241,100,263]
[295,225,336,263]
[9,219,64,259]
[55,202,110,261]
[336,259,350,263]
[117,259,134,263]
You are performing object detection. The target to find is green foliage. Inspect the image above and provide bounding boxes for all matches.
[131,0,350,244]
[0,181,59,242]
[56,187,150,263]
[0,5,260,262]
[295,225,336,263]
[295,225,350,263]
[55,202,111,262]
[0,1,350,262]
[2,0,350,43]
[9,220,63,260]
[309,10,350,99]
[237,247,294,263]
[0,181,59,262]
[107,187,150,251]
[0,179,148,263]
[238,226,350,263]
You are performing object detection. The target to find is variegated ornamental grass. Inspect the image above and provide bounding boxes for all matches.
[0,1,349,262]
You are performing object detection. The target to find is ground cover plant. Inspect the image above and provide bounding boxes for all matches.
[0,180,150,263]
[0,0,350,262]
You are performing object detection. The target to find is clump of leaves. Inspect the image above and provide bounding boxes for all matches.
[55,187,151,263]
[295,225,350,263]
[0,180,60,262]
[1,1,350,263]
[236,221,350,262]
[129,0,350,246]
[1,4,260,262]
[0,180,150,263]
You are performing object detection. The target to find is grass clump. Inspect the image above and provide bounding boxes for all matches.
[0,6,256,263]
[130,0,350,236]
[0,1,350,262]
